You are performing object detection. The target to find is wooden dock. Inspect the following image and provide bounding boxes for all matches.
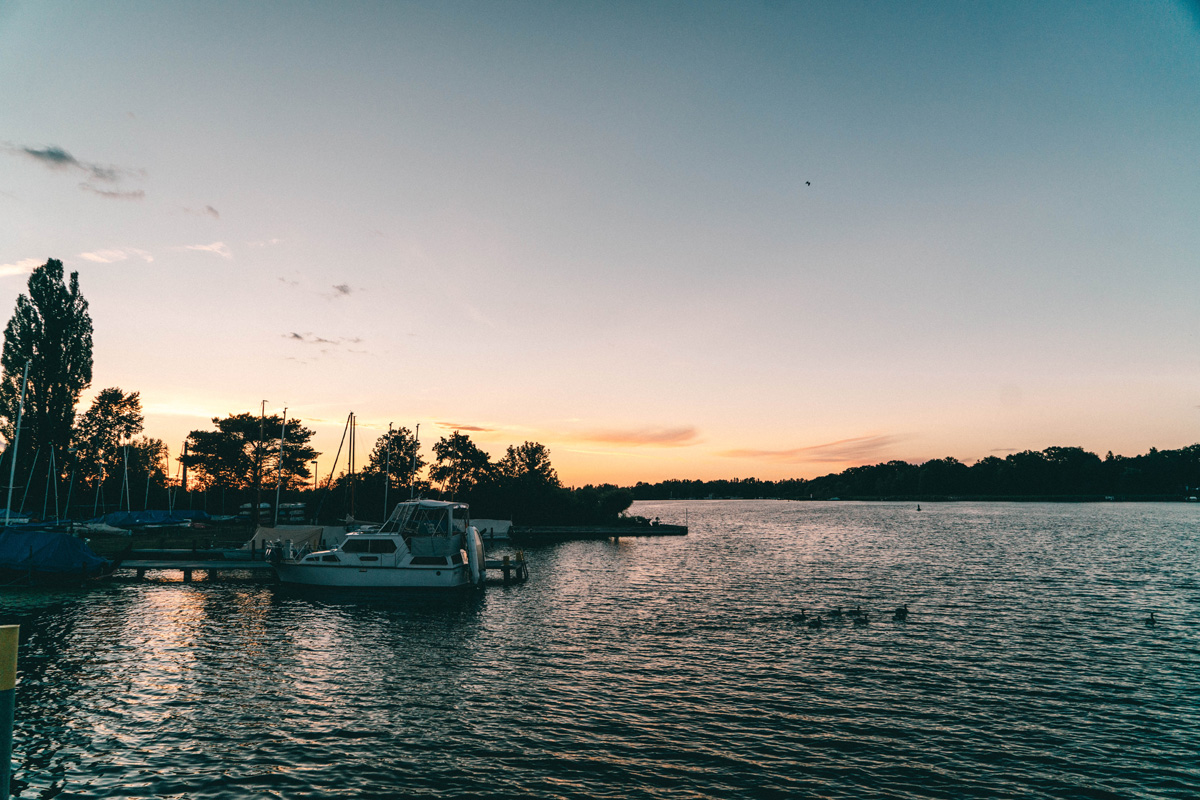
[484,555,529,583]
[115,551,529,584]
[510,524,687,544]
[117,559,274,582]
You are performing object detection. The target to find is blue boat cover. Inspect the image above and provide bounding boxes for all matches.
[0,530,108,574]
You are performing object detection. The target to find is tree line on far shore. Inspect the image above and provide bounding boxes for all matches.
[628,444,1200,502]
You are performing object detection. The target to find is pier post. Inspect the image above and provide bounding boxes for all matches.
[136,569,145,579]
[183,569,193,583]
[1,625,18,800]
[502,555,511,584]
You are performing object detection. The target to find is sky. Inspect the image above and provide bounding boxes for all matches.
[1,1,1198,486]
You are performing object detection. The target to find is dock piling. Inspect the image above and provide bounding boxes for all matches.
[1,625,18,800]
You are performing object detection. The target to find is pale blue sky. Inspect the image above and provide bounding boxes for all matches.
[1,1,1197,483]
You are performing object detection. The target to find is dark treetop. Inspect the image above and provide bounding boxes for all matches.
[0,258,93,474]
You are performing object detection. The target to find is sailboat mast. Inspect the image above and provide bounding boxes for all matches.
[273,408,287,526]
[4,361,30,527]
[350,413,357,519]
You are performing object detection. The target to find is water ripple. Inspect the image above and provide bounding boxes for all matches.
[2,501,1198,798]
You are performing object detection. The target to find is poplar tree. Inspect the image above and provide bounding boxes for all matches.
[0,259,94,476]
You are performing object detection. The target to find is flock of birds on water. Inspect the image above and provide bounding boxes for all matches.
[793,605,1162,629]
[793,604,909,628]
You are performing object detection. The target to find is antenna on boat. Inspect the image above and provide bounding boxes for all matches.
[410,423,419,499]
[383,422,393,520]
[4,360,30,527]
[273,408,287,526]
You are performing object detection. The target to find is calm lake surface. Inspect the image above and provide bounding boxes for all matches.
[2,500,1198,799]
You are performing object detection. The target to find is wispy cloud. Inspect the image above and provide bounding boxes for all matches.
[79,184,144,200]
[183,242,232,259]
[719,434,901,463]
[6,143,146,198]
[184,205,220,219]
[248,238,281,247]
[332,283,352,296]
[577,426,699,447]
[285,332,363,346]
[436,422,495,432]
[989,447,1018,454]
[0,258,43,279]
[79,248,153,264]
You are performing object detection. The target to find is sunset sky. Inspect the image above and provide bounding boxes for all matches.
[2,1,1198,486]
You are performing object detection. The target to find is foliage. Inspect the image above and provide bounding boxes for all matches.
[429,431,495,497]
[625,444,1200,501]
[0,258,94,474]
[72,387,145,487]
[363,426,425,487]
[497,441,560,487]
[181,412,318,492]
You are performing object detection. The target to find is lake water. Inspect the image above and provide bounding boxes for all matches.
[2,500,1198,799]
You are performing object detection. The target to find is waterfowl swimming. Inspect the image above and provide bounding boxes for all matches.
[794,610,808,623]
[807,616,824,629]
[830,607,843,619]
[853,613,869,627]
[849,606,863,619]
[893,604,909,622]
[1145,612,1156,627]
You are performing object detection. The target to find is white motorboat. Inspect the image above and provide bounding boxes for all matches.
[269,499,486,588]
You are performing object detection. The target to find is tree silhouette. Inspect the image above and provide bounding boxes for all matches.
[0,258,93,477]
[72,387,144,488]
[364,426,424,487]
[497,441,560,488]
[181,413,318,493]
[429,431,494,498]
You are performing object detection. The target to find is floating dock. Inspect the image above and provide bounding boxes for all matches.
[117,559,274,582]
[115,550,529,584]
[510,524,687,544]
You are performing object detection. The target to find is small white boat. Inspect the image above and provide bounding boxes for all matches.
[269,499,486,589]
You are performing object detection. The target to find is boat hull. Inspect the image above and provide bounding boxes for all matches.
[273,561,474,589]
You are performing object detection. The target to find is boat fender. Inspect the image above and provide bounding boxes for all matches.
[467,527,483,585]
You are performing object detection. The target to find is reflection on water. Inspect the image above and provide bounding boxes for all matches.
[2,501,1198,799]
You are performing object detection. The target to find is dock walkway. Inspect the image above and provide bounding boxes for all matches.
[115,551,529,584]
[510,524,687,544]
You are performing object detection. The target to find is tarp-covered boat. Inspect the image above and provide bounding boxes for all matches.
[88,510,211,528]
[0,529,117,587]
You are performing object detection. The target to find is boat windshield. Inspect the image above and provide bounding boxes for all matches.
[379,503,469,536]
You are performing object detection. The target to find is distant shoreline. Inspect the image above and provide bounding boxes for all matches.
[632,495,1198,503]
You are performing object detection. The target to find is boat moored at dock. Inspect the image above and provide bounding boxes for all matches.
[268,499,487,589]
